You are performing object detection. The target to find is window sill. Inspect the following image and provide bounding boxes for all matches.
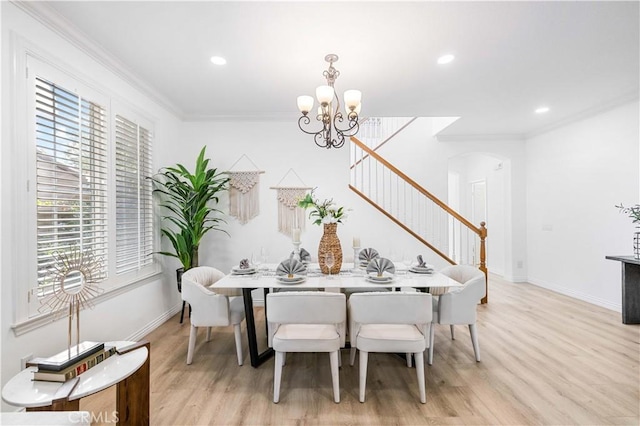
[11,269,163,336]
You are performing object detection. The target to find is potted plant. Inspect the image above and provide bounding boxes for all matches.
[151,147,229,319]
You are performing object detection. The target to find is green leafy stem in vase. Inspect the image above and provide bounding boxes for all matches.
[616,203,640,227]
[298,189,348,226]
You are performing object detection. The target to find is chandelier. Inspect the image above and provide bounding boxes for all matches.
[297,54,362,149]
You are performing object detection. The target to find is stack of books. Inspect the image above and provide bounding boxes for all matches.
[30,341,117,382]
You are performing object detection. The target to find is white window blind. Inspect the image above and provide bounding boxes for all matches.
[35,76,109,293]
[115,115,154,274]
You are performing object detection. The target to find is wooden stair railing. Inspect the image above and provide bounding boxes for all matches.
[350,136,488,303]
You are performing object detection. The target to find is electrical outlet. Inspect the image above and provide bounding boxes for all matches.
[20,353,33,370]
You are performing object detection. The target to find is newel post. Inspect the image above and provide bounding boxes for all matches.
[479,221,488,304]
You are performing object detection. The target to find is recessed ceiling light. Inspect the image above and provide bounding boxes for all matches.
[437,54,455,65]
[210,56,227,66]
[535,106,550,114]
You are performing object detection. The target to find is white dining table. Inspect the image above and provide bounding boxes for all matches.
[211,263,462,367]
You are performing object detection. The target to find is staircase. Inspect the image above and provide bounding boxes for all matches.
[349,118,488,303]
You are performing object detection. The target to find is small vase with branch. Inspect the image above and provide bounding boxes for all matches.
[616,203,640,259]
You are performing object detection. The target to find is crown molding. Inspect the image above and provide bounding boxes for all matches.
[12,0,184,120]
[525,90,639,139]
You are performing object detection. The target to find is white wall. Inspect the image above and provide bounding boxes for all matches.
[1,3,183,409]
[526,100,640,311]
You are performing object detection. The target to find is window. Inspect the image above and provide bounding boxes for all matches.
[35,76,109,294]
[19,54,158,326]
[115,115,154,274]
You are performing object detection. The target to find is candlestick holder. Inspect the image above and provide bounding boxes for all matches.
[292,241,302,261]
[353,246,361,272]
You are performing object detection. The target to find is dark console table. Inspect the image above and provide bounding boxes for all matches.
[605,255,640,324]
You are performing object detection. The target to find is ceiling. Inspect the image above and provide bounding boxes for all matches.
[34,1,639,138]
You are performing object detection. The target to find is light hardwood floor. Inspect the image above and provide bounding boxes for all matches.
[82,275,640,425]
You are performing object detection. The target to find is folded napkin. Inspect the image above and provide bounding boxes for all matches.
[359,248,380,263]
[290,247,312,263]
[238,259,251,269]
[299,248,311,262]
[366,257,395,276]
[412,255,434,273]
[276,258,307,277]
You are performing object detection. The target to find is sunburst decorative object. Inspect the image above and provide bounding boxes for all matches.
[39,246,104,356]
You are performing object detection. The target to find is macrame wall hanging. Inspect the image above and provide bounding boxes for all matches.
[270,169,312,238]
[225,155,265,225]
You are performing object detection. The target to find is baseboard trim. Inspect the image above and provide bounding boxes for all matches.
[527,276,621,313]
[125,303,183,342]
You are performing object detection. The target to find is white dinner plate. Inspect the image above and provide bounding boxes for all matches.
[409,267,433,274]
[231,267,257,275]
[276,275,306,284]
[366,275,394,283]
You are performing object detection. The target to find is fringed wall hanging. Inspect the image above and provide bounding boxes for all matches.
[225,155,264,225]
[270,169,312,238]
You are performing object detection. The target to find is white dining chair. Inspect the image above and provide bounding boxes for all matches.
[348,291,433,403]
[266,291,346,403]
[429,265,485,365]
[181,266,245,365]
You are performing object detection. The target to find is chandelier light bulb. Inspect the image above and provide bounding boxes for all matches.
[344,90,362,110]
[316,85,335,106]
[354,103,362,115]
[297,96,314,114]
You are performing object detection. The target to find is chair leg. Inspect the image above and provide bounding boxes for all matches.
[206,327,212,342]
[450,324,455,340]
[329,351,340,403]
[180,301,187,323]
[428,323,435,365]
[359,350,369,403]
[415,352,426,404]
[187,325,197,365]
[469,323,481,361]
[274,351,284,403]
[338,350,342,368]
[406,353,412,368]
[233,323,243,366]
[349,347,357,366]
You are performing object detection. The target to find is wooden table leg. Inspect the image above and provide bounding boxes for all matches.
[116,342,150,426]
